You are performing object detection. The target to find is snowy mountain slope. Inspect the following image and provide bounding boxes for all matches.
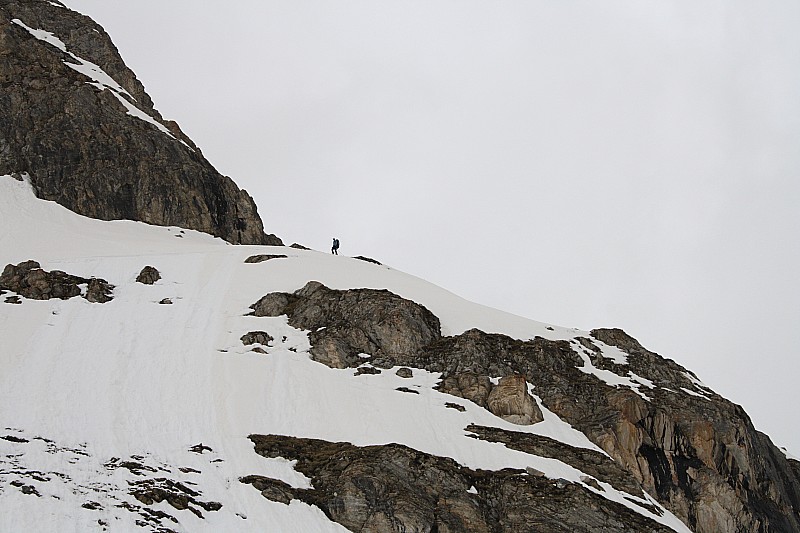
[3,2,799,531]
[0,174,703,532]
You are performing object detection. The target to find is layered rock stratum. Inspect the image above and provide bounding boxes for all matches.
[0,0,280,245]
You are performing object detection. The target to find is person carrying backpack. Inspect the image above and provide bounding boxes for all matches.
[331,238,340,255]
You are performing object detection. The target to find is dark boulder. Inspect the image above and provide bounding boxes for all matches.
[395,367,413,378]
[135,266,161,285]
[0,260,113,302]
[85,277,114,303]
[240,331,273,346]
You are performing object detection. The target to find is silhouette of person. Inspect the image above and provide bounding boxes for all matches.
[331,237,340,255]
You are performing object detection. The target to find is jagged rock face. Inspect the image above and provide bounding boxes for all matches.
[587,329,800,533]
[249,284,800,532]
[245,434,679,533]
[426,328,800,533]
[1,260,113,302]
[0,0,281,245]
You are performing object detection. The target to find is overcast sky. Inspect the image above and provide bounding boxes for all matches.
[63,0,800,454]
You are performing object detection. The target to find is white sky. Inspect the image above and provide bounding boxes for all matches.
[61,0,799,454]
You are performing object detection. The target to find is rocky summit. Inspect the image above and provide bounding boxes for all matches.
[0,0,281,245]
[1,3,799,533]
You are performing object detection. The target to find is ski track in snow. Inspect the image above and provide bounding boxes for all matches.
[0,177,692,532]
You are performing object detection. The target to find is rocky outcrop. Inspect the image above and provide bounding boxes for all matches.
[248,284,800,532]
[1,260,113,302]
[437,372,543,426]
[250,281,441,369]
[486,375,543,425]
[423,328,800,533]
[0,0,281,245]
[245,434,679,533]
[587,329,800,533]
[438,372,493,407]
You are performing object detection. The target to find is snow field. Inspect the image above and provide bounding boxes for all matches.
[0,176,691,531]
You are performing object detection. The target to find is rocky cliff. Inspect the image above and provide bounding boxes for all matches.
[249,281,800,533]
[0,0,280,245]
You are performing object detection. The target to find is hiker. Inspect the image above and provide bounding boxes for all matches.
[331,237,340,255]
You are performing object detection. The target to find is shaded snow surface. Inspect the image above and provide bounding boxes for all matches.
[0,176,692,532]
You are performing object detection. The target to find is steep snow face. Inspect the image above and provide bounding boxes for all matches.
[0,176,692,532]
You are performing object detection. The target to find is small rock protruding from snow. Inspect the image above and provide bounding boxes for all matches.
[189,443,213,454]
[353,255,382,265]
[396,367,413,378]
[244,254,288,264]
[241,331,274,347]
[135,265,161,285]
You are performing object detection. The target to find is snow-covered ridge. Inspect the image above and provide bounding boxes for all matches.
[11,18,178,142]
